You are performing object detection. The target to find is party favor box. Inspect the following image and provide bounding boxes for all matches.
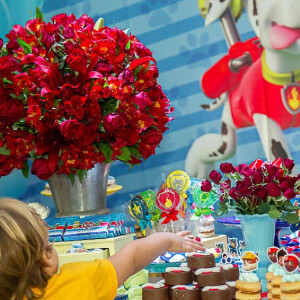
[63,215,109,241]
[46,217,72,242]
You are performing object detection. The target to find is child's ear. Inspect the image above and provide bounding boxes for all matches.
[43,249,52,263]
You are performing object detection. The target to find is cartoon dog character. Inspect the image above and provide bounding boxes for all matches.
[242,251,259,272]
[228,237,238,257]
[186,0,300,178]
[267,247,279,264]
[284,254,300,273]
[216,242,225,253]
[239,240,245,256]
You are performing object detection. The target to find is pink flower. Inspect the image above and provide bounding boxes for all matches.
[103,113,126,133]
[132,92,152,111]
[209,170,222,184]
[0,38,3,49]
[220,162,234,174]
[201,180,212,192]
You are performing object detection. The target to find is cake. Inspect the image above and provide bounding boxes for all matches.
[171,284,201,300]
[199,220,215,238]
[202,285,232,300]
[280,274,300,300]
[227,281,238,300]
[142,282,170,300]
[164,267,193,286]
[195,267,226,287]
[187,252,216,269]
[236,273,261,300]
[217,263,239,281]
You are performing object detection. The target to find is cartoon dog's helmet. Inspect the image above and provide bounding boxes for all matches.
[268,247,278,255]
[242,252,257,260]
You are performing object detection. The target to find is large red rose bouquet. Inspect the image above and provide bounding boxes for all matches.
[0,9,172,180]
[201,158,300,224]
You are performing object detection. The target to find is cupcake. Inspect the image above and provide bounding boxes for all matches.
[236,273,261,300]
[142,282,170,300]
[227,281,238,300]
[280,273,300,300]
[202,285,231,300]
[199,220,215,238]
[217,263,239,281]
[187,252,216,269]
[171,284,201,300]
[195,267,226,287]
[164,267,193,286]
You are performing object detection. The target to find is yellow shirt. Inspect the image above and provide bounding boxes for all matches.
[33,260,118,300]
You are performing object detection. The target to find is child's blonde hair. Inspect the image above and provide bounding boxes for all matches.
[0,198,50,300]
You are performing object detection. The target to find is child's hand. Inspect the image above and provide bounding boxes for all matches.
[167,231,206,253]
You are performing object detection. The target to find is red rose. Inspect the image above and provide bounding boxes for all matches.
[229,187,239,200]
[209,170,222,184]
[283,189,296,200]
[201,180,212,192]
[265,164,279,176]
[267,182,281,197]
[66,48,88,72]
[253,186,268,200]
[220,162,234,174]
[25,105,41,126]
[103,113,126,133]
[0,38,3,49]
[132,92,152,111]
[252,172,263,184]
[31,158,54,180]
[60,119,85,140]
[280,180,292,192]
[237,178,251,196]
[283,158,295,171]
[0,99,25,124]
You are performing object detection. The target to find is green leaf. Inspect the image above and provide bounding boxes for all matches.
[268,209,281,219]
[125,40,131,50]
[94,17,104,30]
[258,202,271,214]
[117,147,131,162]
[286,213,300,225]
[69,173,75,185]
[99,143,113,161]
[133,65,143,76]
[36,7,44,21]
[0,147,10,155]
[3,78,13,84]
[283,201,299,211]
[128,146,142,159]
[102,98,119,117]
[76,169,84,182]
[21,161,29,178]
[17,37,32,54]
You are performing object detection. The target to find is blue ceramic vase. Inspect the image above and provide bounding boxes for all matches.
[238,214,276,292]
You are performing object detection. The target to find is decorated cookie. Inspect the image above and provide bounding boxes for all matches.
[171,284,201,300]
[217,263,239,281]
[202,285,231,300]
[281,274,300,300]
[227,281,238,300]
[195,267,226,287]
[236,273,261,300]
[187,252,216,269]
[165,267,193,286]
[142,282,170,300]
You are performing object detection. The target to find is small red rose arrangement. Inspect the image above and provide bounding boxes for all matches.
[0,9,172,180]
[201,158,300,224]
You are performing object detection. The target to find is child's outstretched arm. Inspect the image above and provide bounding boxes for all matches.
[108,231,205,286]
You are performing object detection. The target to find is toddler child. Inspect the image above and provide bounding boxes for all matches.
[0,198,205,300]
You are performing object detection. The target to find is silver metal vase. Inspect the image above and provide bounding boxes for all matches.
[48,163,111,217]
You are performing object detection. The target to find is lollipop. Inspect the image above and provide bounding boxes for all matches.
[139,190,161,223]
[166,170,190,195]
[129,195,152,231]
[156,188,180,224]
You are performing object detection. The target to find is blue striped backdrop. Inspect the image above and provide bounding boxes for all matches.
[0,0,299,216]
